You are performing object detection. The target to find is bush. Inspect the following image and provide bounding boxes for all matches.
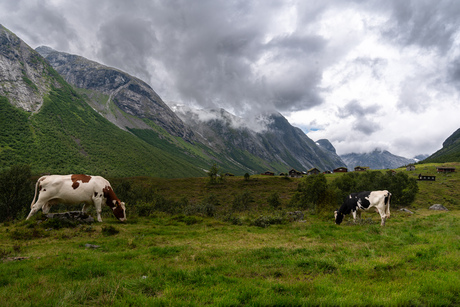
[102,225,119,236]
[251,214,287,228]
[290,174,328,211]
[268,192,282,210]
[0,165,34,222]
[231,190,254,212]
[331,171,418,208]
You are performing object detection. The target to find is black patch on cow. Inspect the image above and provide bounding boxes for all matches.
[94,192,98,197]
[335,191,370,224]
[356,191,371,209]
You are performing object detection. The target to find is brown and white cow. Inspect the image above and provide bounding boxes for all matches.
[26,174,126,222]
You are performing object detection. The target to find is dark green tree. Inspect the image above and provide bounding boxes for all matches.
[0,165,34,222]
[207,163,219,184]
[291,174,328,211]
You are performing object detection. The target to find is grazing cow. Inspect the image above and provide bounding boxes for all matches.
[334,190,391,226]
[26,174,126,222]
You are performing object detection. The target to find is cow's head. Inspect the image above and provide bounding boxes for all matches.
[112,201,126,222]
[334,209,344,225]
[103,185,127,222]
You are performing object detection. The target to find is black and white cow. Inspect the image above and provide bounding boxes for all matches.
[334,190,391,226]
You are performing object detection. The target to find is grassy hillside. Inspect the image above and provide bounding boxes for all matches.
[1,206,458,305]
[0,165,459,305]
[0,84,206,177]
[424,128,460,163]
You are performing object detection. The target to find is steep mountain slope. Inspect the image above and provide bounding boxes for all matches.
[35,46,193,141]
[340,149,415,170]
[173,106,345,172]
[36,45,345,174]
[0,25,204,177]
[424,128,460,163]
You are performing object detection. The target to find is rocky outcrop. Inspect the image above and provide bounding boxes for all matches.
[429,204,448,211]
[0,25,57,112]
[36,46,194,141]
[174,106,346,172]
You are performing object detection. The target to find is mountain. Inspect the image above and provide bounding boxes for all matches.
[0,24,204,177]
[423,128,460,163]
[36,46,345,174]
[173,106,345,172]
[35,46,193,141]
[1,25,345,176]
[36,44,346,174]
[340,149,416,170]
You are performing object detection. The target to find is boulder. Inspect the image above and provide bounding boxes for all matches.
[45,211,95,223]
[429,204,448,211]
[287,211,305,221]
[399,208,414,214]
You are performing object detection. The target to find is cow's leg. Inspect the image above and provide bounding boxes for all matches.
[377,207,387,226]
[352,210,358,223]
[42,202,52,214]
[81,203,90,214]
[26,200,46,220]
[93,199,103,222]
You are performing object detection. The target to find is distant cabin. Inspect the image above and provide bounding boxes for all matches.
[418,174,436,181]
[289,168,303,178]
[354,166,369,172]
[261,171,274,176]
[437,167,456,173]
[307,168,320,175]
[406,165,416,171]
[333,167,348,173]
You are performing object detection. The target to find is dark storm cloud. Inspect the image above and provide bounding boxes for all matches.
[337,100,381,118]
[352,117,381,136]
[97,0,330,116]
[1,0,78,51]
[97,15,159,83]
[382,0,460,53]
[337,100,382,135]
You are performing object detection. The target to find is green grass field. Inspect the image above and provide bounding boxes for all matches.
[1,163,459,306]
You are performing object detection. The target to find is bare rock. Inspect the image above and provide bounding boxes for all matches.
[429,204,448,211]
[45,211,95,223]
[399,208,414,214]
[287,211,305,221]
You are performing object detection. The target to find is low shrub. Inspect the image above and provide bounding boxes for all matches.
[251,214,287,228]
[102,225,119,236]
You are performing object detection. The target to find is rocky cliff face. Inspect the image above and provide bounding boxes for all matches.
[36,46,194,141]
[174,105,346,172]
[0,25,58,112]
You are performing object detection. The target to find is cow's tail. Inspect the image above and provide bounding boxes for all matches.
[385,191,391,218]
[30,177,43,208]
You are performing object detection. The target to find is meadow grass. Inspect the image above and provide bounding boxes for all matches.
[1,209,459,306]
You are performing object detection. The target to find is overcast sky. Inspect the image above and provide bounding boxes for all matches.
[2,0,460,158]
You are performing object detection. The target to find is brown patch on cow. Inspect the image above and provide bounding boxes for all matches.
[71,174,92,189]
[103,185,126,220]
